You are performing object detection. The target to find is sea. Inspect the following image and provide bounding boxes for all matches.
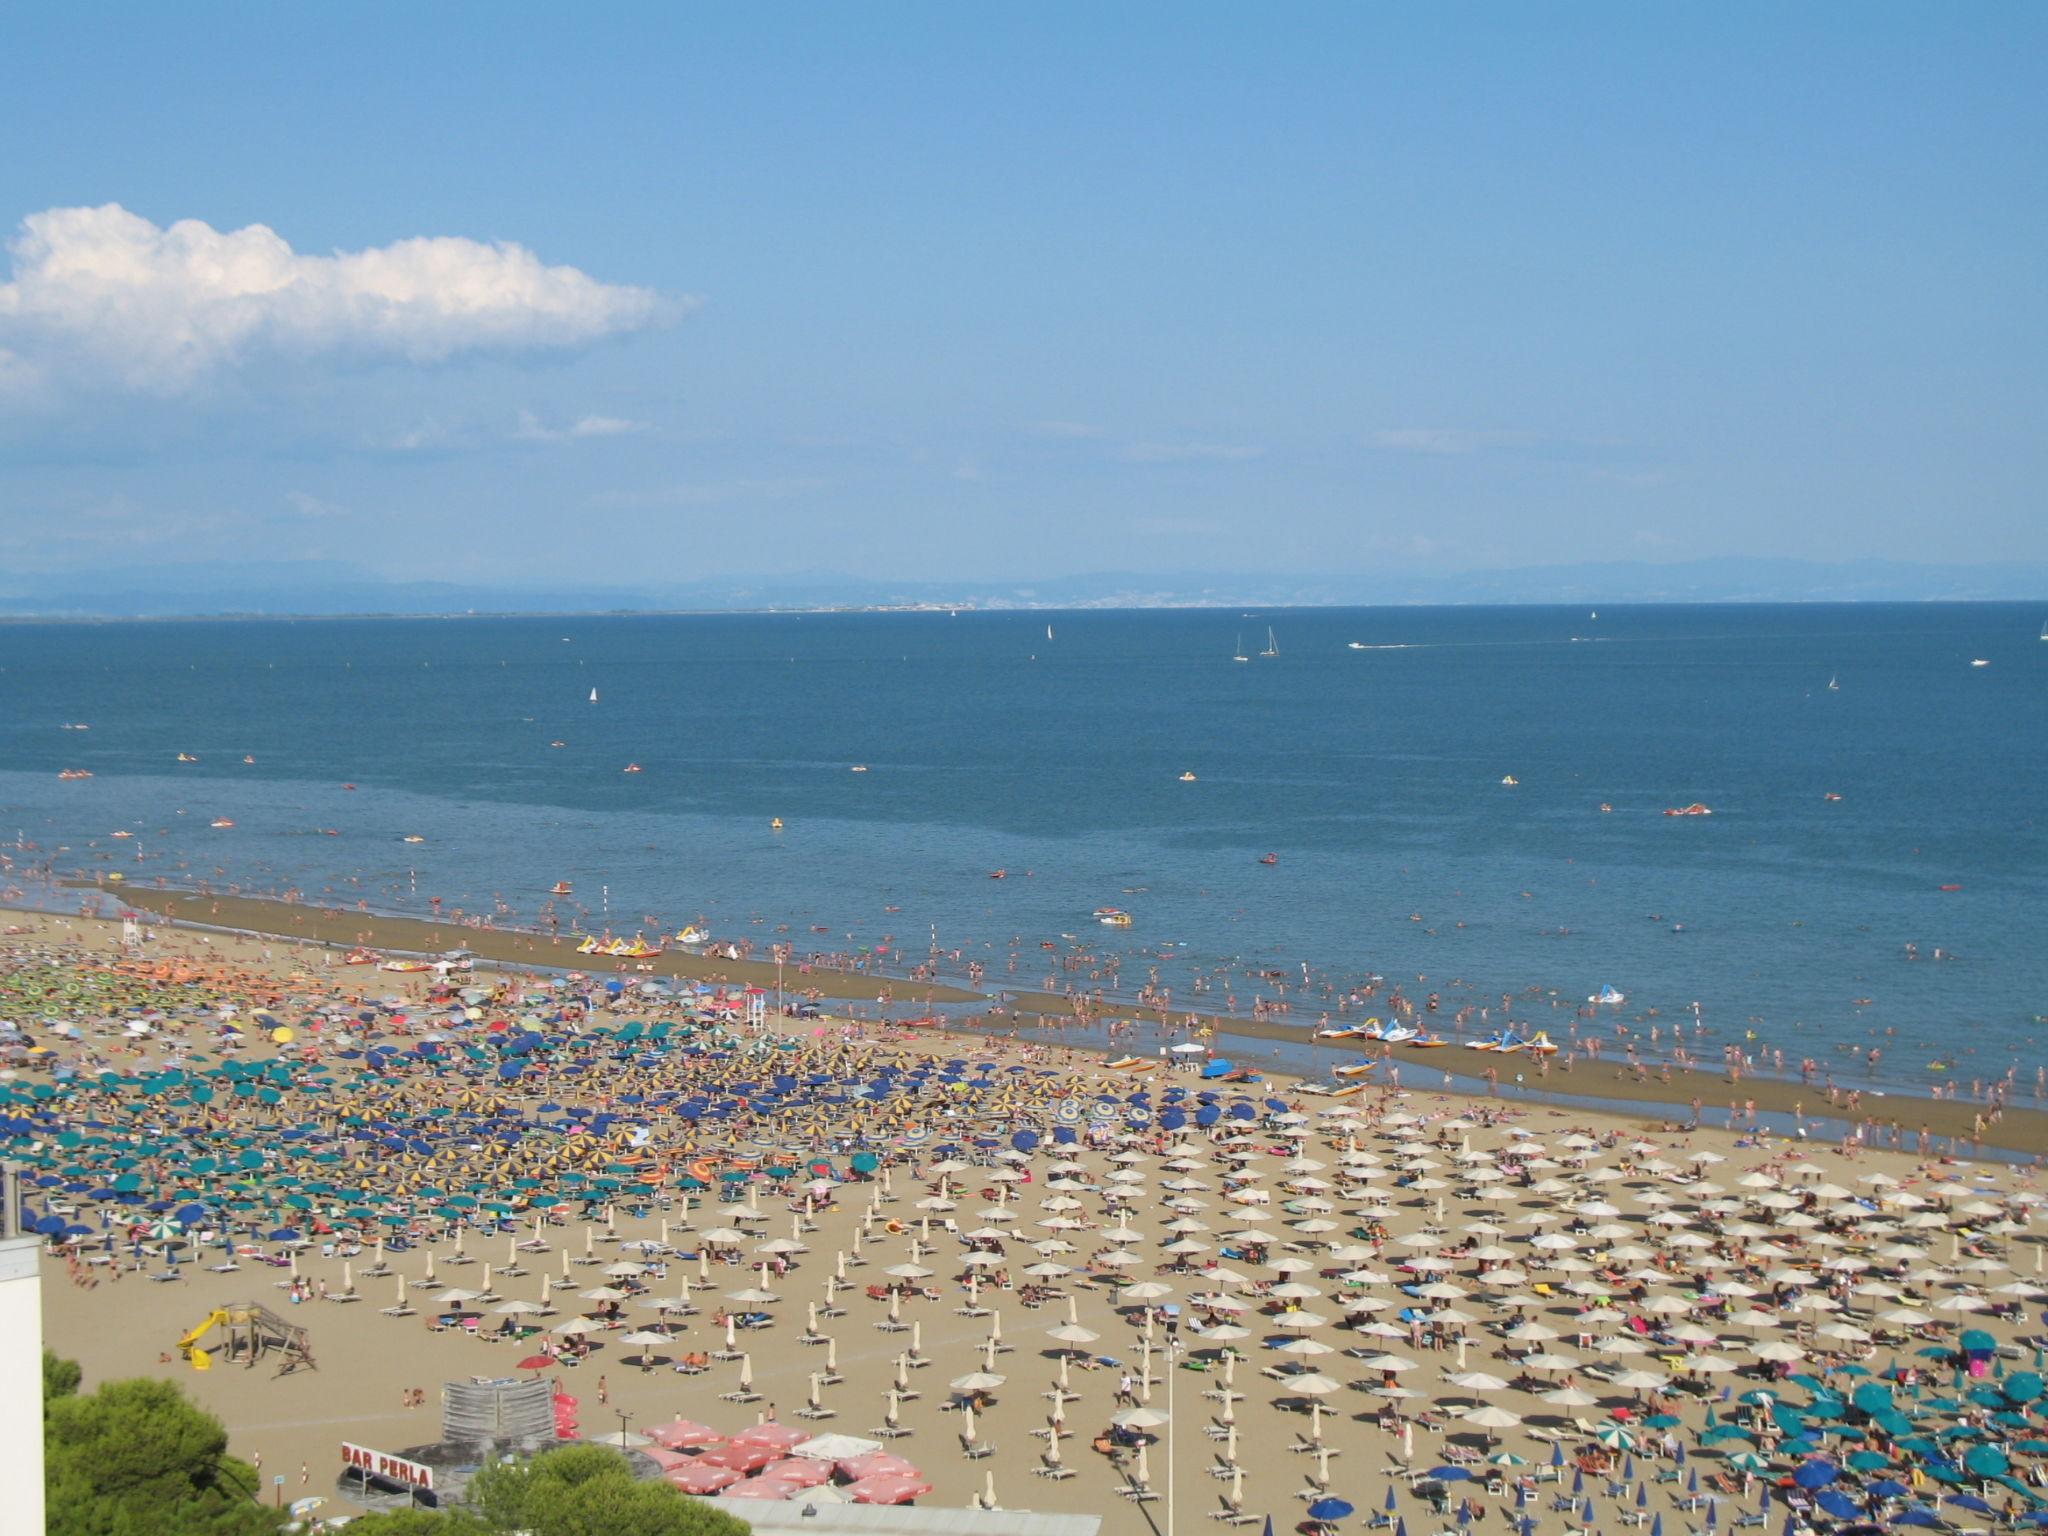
[1,603,2042,1098]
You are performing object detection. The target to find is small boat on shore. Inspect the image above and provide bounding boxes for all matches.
[675,926,710,944]
[1332,1060,1377,1078]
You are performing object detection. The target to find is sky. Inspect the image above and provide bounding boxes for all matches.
[0,4,2043,592]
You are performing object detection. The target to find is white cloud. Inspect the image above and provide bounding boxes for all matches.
[0,203,675,394]
[1120,441,1264,463]
[1028,419,1105,439]
[1370,428,1537,455]
[515,408,646,442]
[285,489,348,519]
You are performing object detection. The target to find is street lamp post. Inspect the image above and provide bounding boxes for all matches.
[1166,1332,1180,1536]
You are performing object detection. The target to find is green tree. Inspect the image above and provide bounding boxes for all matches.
[333,1511,493,1536]
[466,1445,749,1536]
[43,1349,82,1402]
[45,1376,281,1536]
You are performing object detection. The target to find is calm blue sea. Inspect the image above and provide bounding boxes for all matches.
[1,604,2042,1094]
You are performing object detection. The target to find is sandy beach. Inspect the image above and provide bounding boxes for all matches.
[11,910,2048,1533]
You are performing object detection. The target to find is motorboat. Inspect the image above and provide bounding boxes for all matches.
[56,768,93,780]
[1591,984,1626,1006]
[1178,771,1198,782]
[209,818,234,829]
[1663,804,1712,817]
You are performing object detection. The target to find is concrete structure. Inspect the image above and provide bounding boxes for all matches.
[0,1167,46,1536]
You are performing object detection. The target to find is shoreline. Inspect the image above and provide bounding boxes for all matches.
[43,886,2044,1157]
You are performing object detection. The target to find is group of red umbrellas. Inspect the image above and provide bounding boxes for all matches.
[638,1419,930,1505]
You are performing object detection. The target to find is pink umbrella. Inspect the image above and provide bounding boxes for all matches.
[666,1463,742,1496]
[731,1423,809,1453]
[837,1452,920,1481]
[647,1419,726,1451]
[761,1458,835,1489]
[845,1475,932,1506]
[640,1447,696,1472]
[702,1442,780,1474]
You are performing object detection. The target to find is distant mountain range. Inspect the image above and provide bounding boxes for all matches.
[0,557,2042,618]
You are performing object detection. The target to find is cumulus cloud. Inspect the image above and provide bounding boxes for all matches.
[0,203,674,393]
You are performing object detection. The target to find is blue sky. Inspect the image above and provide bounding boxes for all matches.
[1,4,2042,588]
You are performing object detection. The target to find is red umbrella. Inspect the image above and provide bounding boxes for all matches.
[845,1475,932,1506]
[516,1355,553,1371]
[647,1418,725,1451]
[665,1463,742,1496]
[761,1458,835,1489]
[730,1423,809,1453]
[641,1447,696,1472]
[837,1452,920,1481]
[721,1479,799,1501]
[702,1442,779,1474]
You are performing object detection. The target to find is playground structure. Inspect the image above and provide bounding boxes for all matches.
[176,1301,316,1376]
[442,1377,557,1456]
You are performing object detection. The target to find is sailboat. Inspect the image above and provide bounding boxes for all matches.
[2039,619,2046,641]
[1046,623,1054,641]
[1827,674,1839,692]
[589,688,598,703]
[1259,626,1279,658]
[1232,634,1249,663]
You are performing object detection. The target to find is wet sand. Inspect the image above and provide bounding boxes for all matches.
[78,886,2048,1156]
[103,886,979,1007]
